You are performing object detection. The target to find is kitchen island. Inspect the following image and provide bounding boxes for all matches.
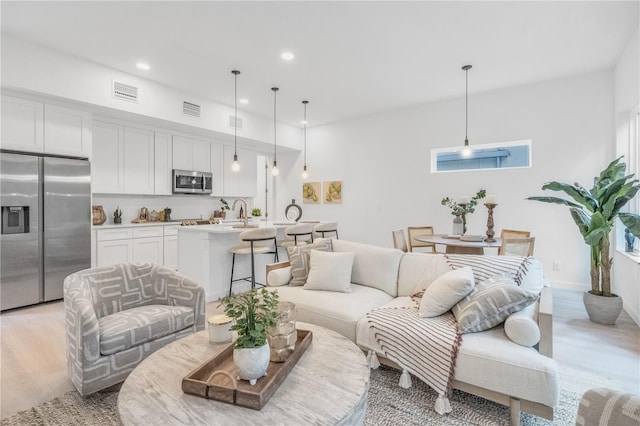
[178,222,292,301]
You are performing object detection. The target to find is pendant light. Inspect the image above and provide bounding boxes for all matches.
[301,100,309,179]
[461,64,472,157]
[271,87,280,176]
[231,70,241,172]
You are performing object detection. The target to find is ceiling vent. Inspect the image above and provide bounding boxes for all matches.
[183,101,201,117]
[112,81,139,103]
[229,115,243,131]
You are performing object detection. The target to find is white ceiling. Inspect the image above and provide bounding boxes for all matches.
[1,1,638,127]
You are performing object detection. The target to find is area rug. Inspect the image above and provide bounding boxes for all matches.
[1,366,620,426]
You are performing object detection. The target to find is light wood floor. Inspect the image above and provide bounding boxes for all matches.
[1,289,638,419]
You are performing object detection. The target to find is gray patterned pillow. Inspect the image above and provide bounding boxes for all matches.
[287,239,333,286]
[452,274,538,334]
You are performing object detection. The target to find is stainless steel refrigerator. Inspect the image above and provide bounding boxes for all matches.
[1,151,91,311]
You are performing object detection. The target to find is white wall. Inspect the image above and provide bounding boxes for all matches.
[613,27,640,325]
[291,70,614,291]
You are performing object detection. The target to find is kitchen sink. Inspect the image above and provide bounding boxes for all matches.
[231,225,259,229]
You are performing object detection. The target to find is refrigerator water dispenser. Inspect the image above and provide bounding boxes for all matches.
[2,206,29,234]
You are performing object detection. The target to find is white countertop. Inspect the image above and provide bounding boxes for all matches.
[178,221,295,234]
[92,218,291,230]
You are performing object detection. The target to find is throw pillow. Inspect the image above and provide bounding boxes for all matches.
[452,274,539,334]
[304,250,354,293]
[266,266,292,287]
[287,239,333,286]
[504,304,540,347]
[418,266,475,318]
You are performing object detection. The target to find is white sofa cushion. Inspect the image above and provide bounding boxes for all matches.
[504,303,540,347]
[455,326,559,408]
[397,253,452,297]
[332,240,403,297]
[304,250,354,293]
[274,283,393,341]
[418,266,475,318]
[452,274,539,334]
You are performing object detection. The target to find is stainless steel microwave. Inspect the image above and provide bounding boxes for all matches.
[172,170,213,194]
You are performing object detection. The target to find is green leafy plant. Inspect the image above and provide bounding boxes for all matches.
[219,289,279,349]
[251,208,262,217]
[441,189,487,216]
[527,157,640,297]
[219,198,230,211]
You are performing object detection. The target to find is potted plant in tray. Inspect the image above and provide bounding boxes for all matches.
[219,288,279,385]
[527,157,640,324]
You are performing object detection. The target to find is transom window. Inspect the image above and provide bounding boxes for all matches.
[431,139,532,173]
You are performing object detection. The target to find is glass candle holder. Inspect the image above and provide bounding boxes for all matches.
[267,301,298,362]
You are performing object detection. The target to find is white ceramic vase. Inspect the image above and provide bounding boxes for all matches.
[233,343,270,385]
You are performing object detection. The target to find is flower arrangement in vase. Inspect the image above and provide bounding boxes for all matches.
[441,189,486,234]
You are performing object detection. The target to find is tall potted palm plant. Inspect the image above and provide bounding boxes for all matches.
[527,157,640,324]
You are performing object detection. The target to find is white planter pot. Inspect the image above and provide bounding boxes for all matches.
[583,291,623,325]
[233,343,270,385]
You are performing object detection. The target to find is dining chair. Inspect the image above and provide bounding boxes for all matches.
[407,226,437,253]
[392,229,408,252]
[500,237,535,257]
[498,229,531,255]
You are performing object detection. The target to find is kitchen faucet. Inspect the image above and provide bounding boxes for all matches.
[232,199,249,226]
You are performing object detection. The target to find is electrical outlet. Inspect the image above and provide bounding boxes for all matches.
[553,261,561,271]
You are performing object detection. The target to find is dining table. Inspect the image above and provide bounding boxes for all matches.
[414,234,501,255]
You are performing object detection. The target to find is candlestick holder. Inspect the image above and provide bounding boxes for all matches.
[484,203,497,242]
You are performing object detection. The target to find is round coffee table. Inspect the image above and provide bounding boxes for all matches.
[117,322,369,425]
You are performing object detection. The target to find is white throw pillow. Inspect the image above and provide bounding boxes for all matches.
[418,266,475,318]
[266,266,292,287]
[304,250,354,293]
[504,303,540,347]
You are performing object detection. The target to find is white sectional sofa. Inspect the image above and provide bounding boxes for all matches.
[266,239,559,426]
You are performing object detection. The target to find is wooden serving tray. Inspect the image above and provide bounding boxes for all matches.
[182,329,313,410]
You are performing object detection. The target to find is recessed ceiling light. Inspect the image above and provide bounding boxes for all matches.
[136,62,150,71]
[281,52,295,61]
[239,98,249,105]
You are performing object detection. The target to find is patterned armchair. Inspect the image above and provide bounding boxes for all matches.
[64,263,205,396]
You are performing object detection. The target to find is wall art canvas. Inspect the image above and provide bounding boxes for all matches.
[302,182,321,204]
[323,180,342,204]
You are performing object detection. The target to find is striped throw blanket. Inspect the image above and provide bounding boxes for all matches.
[366,304,462,414]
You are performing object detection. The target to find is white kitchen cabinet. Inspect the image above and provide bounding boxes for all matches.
[163,225,179,270]
[154,132,172,195]
[210,142,224,196]
[123,127,154,195]
[1,96,44,153]
[96,239,133,266]
[92,121,125,193]
[223,145,257,197]
[132,236,164,264]
[44,104,92,158]
[96,226,172,267]
[172,135,210,172]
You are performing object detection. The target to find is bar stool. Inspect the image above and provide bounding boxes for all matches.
[229,227,278,296]
[313,221,339,239]
[279,223,314,247]
[277,223,314,259]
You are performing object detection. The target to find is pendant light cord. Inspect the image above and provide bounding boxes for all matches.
[303,101,308,167]
[462,65,472,145]
[272,87,279,161]
[234,71,238,156]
